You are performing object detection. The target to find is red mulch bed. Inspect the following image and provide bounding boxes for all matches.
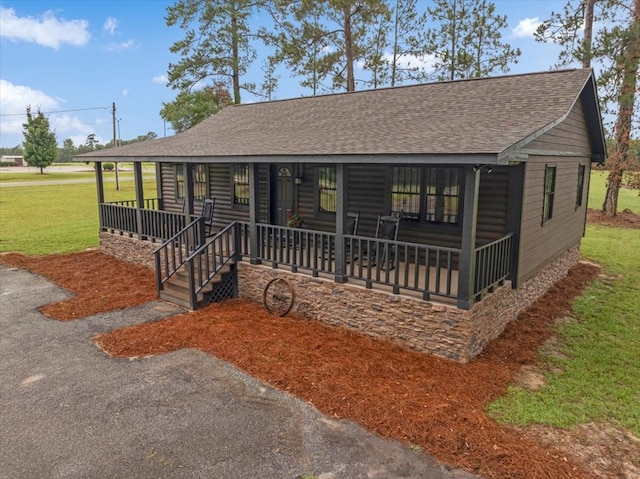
[1,248,604,478]
[0,250,156,319]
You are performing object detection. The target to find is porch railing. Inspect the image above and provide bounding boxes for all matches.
[105,198,160,209]
[153,217,205,296]
[474,233,513,299]
[345,236,460,300]
[185,222,239,300]
[100,202,195,242]
[255,224,337,275]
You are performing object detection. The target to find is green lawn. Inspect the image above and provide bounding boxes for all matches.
[588,170,640,212]
[487,226,640,435]
[0,179,156,255]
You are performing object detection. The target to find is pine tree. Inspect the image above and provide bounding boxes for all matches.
[424,0,520,81]
[165,0,264,104]
[22,107,57,174]
[536,0,639,217]
[273,0,390,93]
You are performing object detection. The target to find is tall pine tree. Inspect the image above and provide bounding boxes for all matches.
[536,0,639,216]
[424,0,520,81]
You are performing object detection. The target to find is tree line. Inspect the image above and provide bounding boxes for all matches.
[159,0,522,131]
[159,0,637,216]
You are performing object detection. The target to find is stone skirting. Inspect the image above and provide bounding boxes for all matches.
[99,232,158,269]
[101,232,580,363]
[238,244,581,363]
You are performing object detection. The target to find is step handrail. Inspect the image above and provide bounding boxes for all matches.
[153,216,205,295]
[184,222,240,301]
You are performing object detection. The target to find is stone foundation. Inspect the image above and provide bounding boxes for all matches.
[239,244,581,363]
[101,231,580,362]
[99,232,158,269]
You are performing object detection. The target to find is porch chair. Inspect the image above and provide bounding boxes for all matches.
[202,198,215,236]
[345,211,360,263]
[372,215,400,269]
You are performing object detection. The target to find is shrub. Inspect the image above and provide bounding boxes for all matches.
[0,161,17,167]
[103,163,115,171]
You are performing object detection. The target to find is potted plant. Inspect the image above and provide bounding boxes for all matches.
[286,210,304,228]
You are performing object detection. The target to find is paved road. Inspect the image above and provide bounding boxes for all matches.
[0,265,479,479]
[0,178,126,187]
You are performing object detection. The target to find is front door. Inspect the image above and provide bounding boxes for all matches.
[274,165,294,226]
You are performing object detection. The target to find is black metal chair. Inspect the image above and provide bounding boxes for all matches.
[344,211,360,262]
[202,198,215,236]
[373,215,400,269]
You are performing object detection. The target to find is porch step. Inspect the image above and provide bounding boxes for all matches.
[159,264,233,310]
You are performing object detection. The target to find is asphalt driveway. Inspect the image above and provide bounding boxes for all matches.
[0,265,479,479]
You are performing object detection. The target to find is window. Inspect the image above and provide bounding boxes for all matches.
[232,164,249,206]
[543,165,556,223]
[391,166,421,220]
[317,166,336,213]
[193,164,208,201]
[576,164,586,208]
[175,164,208,202]
[175,164,185,201]
[424,167,461,224]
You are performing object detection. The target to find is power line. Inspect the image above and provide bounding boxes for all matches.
[0,106,110,117]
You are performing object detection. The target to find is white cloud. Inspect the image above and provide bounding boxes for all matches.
[513,17,541,39]
[105,39,137,52]
[0,6,90,49]
[383,52,436,72]
[0,80,103,147]
[152,74,168,85]
[356,52,436,74]
[103,17,118,35]
[0,80,60,136]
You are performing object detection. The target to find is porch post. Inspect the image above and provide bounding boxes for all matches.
[457,166,480,310]
[95,162,104,231]
[334,163,347,283]
[183,162,196,247]
[155,162,164,209]
[134,162,144,240]
[183,162,194,218]
[248,162,261,264]
[505,163,525,288]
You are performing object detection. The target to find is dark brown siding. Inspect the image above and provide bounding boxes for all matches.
[518,101,592,284]
[476,167,509,245]
[160,162,250,230]
[297,164,510,249]
[160,163,179,212]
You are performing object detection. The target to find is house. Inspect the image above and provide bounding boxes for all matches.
[76,68,605,362]
[1,155,25,166]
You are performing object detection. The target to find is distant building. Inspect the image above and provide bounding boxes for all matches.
[1,155,25,166]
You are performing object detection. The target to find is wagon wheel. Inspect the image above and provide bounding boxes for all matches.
[262,278,295,316]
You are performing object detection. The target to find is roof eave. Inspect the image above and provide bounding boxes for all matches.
[497,69,607,164]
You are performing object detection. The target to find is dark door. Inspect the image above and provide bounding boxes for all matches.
[274,166,294,226]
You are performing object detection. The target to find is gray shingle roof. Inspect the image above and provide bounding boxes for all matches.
[77,68,598,161]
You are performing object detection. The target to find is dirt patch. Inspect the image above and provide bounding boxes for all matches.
[587,208,640,229]
[3,251,635,478]
[516,423,640,479]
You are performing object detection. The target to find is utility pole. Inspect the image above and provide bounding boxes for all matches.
[112,102,119,190]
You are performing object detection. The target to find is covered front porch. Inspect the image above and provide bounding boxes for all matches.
[93,162,516,311]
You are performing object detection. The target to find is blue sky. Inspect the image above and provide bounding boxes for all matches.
[0,0,578,149]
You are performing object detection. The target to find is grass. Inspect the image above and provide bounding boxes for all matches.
[487,224,640,435]
[588,170,640,211]
[0,179,156,255]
